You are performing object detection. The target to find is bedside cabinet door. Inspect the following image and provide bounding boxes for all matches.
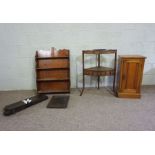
[120,59,143,94]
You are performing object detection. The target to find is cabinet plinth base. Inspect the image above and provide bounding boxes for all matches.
[117,91,141,99]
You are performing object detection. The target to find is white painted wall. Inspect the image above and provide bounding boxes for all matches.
[0,24,155,90]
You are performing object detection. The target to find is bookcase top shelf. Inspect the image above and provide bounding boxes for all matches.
[36,47,69,58]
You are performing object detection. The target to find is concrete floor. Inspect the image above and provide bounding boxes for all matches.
[0,86,155,131]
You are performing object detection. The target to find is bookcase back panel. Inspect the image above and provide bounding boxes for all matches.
[37,70,69,79]
[37,59,69,68]
[38,82,69,91]
[37,49,69,57]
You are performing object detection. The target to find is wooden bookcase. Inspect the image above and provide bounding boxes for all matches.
[116,55,146,98]
[35,48,70,94]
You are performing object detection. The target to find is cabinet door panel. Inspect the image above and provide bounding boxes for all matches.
[121,59,142,93]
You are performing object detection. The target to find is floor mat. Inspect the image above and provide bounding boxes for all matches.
[47,95,69,108]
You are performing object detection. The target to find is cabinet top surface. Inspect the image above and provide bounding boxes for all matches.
[119,55,146,59]
[83,49,117,54]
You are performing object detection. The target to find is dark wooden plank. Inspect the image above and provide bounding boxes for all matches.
[3,95,48,116]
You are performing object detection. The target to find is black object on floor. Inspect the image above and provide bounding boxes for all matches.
[3,94,48,116]
[47,95,69,108]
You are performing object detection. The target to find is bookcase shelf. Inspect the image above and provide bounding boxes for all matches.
[37,78,69,82]
[38,90,70,94]
[35,47,70,94]
[36,67,69,70]
[36,56,69,60]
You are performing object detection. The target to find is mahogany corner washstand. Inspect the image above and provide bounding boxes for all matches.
[80,49,117,96]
